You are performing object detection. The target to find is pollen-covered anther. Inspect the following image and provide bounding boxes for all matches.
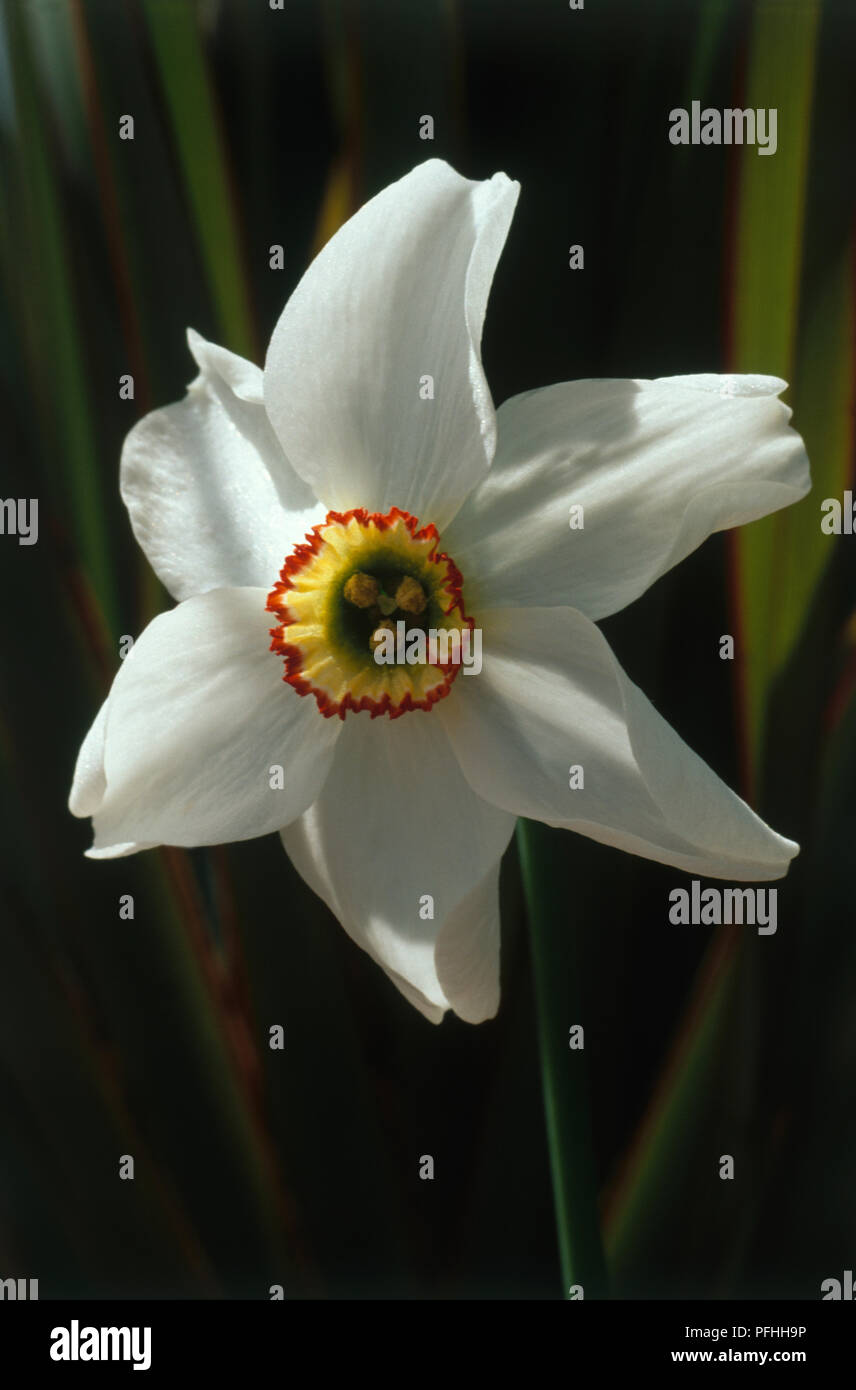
[395,575,428,614]
[266,505,473,720]
[343,572,380,608]
[369,620,396,653]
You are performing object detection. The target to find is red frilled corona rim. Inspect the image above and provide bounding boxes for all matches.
[266,506,474,720]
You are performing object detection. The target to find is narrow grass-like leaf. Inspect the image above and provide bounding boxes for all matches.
[729,0,821,773]
[140,0,258,360]
[4,0,116,632]
[604,931,739,1281]
[601,0,835,1287]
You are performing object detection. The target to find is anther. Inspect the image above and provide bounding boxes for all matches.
[344,572,380,608]
[395,575,427,614]
[369,620,396,653]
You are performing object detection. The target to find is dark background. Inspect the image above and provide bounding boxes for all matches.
[1,0,855,1299]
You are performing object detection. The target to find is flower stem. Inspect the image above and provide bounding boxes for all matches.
[516,819,609,1299]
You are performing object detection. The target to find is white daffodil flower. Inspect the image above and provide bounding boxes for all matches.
[69,159,811,1024]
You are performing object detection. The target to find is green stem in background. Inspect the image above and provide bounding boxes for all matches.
[517,819,609,1300]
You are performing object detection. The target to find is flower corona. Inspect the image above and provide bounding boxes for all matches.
[266,506,474,719]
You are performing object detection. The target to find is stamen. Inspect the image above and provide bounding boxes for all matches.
[395,575,427,614]
[369,619,396,653]
[343,572,380,608]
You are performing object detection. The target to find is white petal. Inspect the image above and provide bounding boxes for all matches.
[69,699,155,858]
[69,696,109,817]
[87,840,155,860]
[434,860,503,1024]
[439,607,798,880]
[280,713,515,1022]
[447,375,810,619]
[121,330,324,602]
[263,159,519,531]
[77,588,339,854]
